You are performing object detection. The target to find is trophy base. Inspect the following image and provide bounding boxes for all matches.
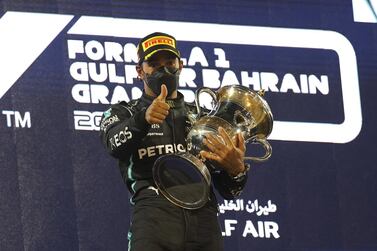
[153,152,211,209]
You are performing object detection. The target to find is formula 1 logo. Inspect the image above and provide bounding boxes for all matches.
[0,12,74,99]
[353,0,377,23]
[0,12,362,143]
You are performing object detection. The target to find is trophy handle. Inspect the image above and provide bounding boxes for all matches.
[244,138,272,162]
[195,87,217,117]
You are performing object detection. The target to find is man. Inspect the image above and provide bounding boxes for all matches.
[100,32,250,251]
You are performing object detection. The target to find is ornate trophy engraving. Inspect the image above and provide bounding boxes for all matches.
[153,85,273,209]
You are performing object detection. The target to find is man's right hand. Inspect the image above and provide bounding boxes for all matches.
[145,84,170,124]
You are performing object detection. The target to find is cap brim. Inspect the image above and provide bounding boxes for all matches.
[144,48,180,61]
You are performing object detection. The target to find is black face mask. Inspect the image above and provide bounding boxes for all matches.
[144,66,180,97]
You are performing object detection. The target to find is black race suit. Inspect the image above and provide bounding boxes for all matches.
[100,91,248,251]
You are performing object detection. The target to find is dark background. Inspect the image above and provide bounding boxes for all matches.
[0,1,376,250]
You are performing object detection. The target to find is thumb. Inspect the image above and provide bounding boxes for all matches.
[157,84,168,101]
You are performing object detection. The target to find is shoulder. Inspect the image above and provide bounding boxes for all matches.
[99,99,142,132]
[111,98,144,114]
[101,99,142,121]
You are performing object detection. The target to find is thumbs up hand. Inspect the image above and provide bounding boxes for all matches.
[145,84,170,125]
[156,83,168,102]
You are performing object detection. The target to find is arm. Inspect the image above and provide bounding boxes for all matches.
[99,102,150,159]
[100,85,170,159]
[211,162,249,199]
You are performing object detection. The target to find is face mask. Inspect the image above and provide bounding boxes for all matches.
[144,66,180,97]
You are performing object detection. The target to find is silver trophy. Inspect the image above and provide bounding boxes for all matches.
[153,85,273,209]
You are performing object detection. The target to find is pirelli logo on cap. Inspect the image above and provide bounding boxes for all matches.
[142,36,175,50]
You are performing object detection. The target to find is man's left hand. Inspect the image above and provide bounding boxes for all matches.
[200,127,246,177]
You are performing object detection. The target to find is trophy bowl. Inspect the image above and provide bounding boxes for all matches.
[153,85,273,209]
[188,85,273,161]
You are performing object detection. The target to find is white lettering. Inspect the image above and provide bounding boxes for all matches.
[125,127,132,139]
[15,111,31,128]
[67,40,84,59]
[119,131,127,143]
[85,40,105,61]
[72,83,91,103]
[260,72,279,92]
[202,69,221,89]
[147,146,156,157]
[309,75,329,95]
[73,110,103,131]
[100,115,120,131]
[104,41,123,62]
[264,221,280,238]
[111,126,133,146]
[179,68,197,88]
[166,144,174,154]
[137,144,186,159]
[242,221,280,239]
[221,70,240,86]
[70,62,89,82]
[2,111,31,128]
[241,71,261,90]
[110,138,116,149]
[88,62,107,82]
[123,43,138,63]
[156,145,165,154]
[138,148,147,159]
[108,63,125,84]
[111,86,129,104]
[114,134,120,147]
[131,87,143,100]
[70,62,137,84]
[72,84,141,104]
[90,85,109,104]
[280,73,301,93]
[188,46,208,67]
[68,40,138,63]
[65,19,360,144]
[177,144,185,152]
[242,220,259,238]
[300,74,309,93]
[2,110,14,127]
[125,65,138,84]
[223,219,237,237]
[258,221,265,238]
[214,48,229,68]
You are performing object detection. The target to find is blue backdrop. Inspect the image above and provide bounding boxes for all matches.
[0,1,376,250]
